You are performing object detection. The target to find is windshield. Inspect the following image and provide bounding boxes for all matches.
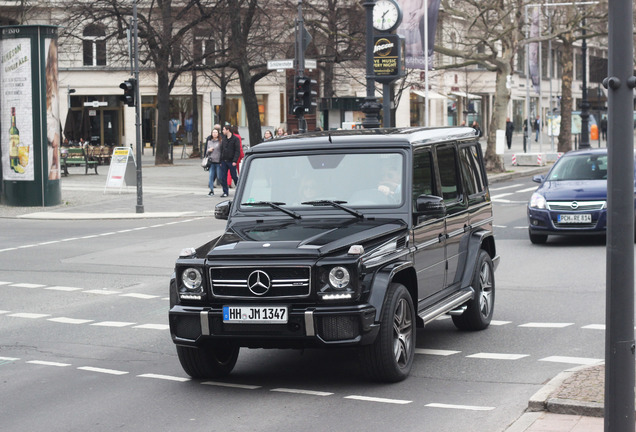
[239,152,404,209]
[548,154,607,181]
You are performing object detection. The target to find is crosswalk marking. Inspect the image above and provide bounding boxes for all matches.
[10,283,46,288]
[48,317,94,325]
[202,381,261,390]
[271,388,333,396]
[467,353,529,360]
[133,324,169,330]
[138,374,190,382]
[425,403,494,411]
[78,366,129,375]
[582,324,605,330]
[519,322,573,328]
[27,360,71,367]
[91,321,136,327]
[46,286,83,292]
[416,348,460,356]
[345,395,412,405]
[8,312,50,319]
[539,356,603,365]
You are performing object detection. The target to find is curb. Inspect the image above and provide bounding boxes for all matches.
[527,364,604,417]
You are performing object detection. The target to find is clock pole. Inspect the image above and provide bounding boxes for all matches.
[361,0,382,129]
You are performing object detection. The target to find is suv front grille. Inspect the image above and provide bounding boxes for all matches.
[547,200,605,211]
[210,266,311,299]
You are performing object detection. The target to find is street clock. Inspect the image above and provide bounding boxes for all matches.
[373,0,402,32]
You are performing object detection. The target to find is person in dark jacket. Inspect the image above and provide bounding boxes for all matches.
[219,124,240,197]
[505,117,514,149]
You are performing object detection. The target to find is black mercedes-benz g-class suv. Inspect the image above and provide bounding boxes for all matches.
[169,127,499,382]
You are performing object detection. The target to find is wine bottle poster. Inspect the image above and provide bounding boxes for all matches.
[1,36,34,181]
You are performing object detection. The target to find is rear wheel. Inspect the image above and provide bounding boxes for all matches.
[452,250,495,331]
[176,342,239,379]
[529,229,548,244]
[360,283,415,382]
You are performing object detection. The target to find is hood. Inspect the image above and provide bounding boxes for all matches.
[207,217,407,259]
[538,180,608,201]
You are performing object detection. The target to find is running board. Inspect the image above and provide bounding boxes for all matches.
[418,288,474,325]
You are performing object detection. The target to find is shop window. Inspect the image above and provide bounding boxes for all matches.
[83,24,107,66]
[225,94,267,127]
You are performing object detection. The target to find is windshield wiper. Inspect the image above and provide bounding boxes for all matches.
[300,200,364,219]
[241,201,302,219]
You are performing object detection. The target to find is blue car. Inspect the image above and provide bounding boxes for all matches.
[527,148,635,244]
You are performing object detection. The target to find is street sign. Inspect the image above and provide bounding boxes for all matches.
[268,59,317,70]
[105,147,136,193]
[210,90,222,106]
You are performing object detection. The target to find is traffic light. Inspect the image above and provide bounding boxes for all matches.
[119,78,137,107]
[302,78,317,113]
[292,76,306,116]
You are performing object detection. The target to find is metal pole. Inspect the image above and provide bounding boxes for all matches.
[424,2,429,127]
[133,0,143,213]
[295,0,306,133]
[579,17,590,149]
[361,0,381,129]
[548,2,554,151]
[524,6,531,153]
[382,83,391,127]
[604,0,635,428]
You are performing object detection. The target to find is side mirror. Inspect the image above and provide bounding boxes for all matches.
[532,174,545,183]
[214,200,232,220]
[416,194,446,217]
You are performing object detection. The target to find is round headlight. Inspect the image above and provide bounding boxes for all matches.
[328,266,350,289]
[181,268,203,291]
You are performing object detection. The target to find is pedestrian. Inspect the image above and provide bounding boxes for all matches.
[219,124,240,198]
[505,117,514,150]
[226,125,244,188]
[471,120,482,138]
[534,116,540,142]
[205,128,222,196]
[275,127,286,138]
[523,119,528,152]
[263,130,274,141]
[600,115,607,141]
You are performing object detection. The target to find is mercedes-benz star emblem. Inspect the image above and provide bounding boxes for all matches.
[247,270,271,296]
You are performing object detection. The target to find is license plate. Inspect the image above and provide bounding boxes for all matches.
[223,306,288,324]
[558,214,592,223]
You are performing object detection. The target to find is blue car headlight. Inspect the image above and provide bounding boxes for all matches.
[530,192,547,209]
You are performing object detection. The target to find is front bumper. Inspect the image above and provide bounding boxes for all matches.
[527,207,607,235]
[169,304,379,349]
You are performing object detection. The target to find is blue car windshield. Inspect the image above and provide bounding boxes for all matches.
[548,154,608,181]
[239,152,404,208]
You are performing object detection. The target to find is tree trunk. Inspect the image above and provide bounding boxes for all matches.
[558,34,574,153]
[484,64,510,173]
[238,64,262,147]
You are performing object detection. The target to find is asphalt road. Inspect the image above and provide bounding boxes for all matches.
[0,177,608,431]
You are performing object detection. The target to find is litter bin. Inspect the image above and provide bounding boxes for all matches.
[1,25,61,206]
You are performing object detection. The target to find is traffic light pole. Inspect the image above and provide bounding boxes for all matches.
[133,0,143,213]
[295,0,306,133]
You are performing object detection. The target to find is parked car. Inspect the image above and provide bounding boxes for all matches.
[527,148,636,244]
[169,127,499,382]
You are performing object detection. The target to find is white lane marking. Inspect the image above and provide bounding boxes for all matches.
[46,286,83,292]
[121,293,159,300]
[138,374,190,382]
[201,381,261,390]
[490,320,512,326]
[27,360,71,367]
[0,281,11,285]
[425,403,495,411]
[133,324,169,330]
[513,226,528,229]
[0,357,19,362]
[490,184,524,191]
[10,283,46,288]
[415,348,460,356]
[491,193,513,200]
[99,232,116,236]
[81,235,99,239]
[38,241,59,245]
[519,322,573,328]
[467,353,529,360]
[539,356,604,365]
[61,237,79,242]
[582,324,605,330]
[345,395,412,405]
[0,310,9,314]
[8,313,50,319]
[91,321,136,327]
[48,317,94,325]
[0,248,17,252]
[518,186,538,192]
[83,289,119,295]
[271,388,333,396]
[78,366,129,375]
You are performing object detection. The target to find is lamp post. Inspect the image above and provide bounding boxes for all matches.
[361,0,381,129]
[579,17,590,149]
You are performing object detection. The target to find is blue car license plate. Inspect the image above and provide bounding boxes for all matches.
[558,214,591,223]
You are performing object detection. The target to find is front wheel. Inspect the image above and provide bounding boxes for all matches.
[176,342,239,379]
[529,229,548,244]
[452,250,495,331]
[360,283,415,382]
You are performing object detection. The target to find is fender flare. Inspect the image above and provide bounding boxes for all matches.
[460,230,497,292]
[366,261,415,322]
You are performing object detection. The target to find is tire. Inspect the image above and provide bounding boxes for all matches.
[360,283,415,382]
[176,341,239,379]
[529,229,548,244]
[452,250,495,331]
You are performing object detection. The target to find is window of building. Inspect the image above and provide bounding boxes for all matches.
[226,94,268,127]
[193,30,215,66]
[83,24,106,66]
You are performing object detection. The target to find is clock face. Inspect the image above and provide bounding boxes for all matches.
[373,0,401,32]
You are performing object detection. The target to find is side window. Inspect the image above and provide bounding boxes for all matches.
[436,146,461,202]
[459,144,486,196]
[412,149,435,203]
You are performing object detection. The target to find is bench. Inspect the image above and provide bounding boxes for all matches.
[61,147,98,176]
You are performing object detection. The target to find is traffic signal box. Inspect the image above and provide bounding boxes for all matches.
[120,78,137,107]
[293,76,317,116]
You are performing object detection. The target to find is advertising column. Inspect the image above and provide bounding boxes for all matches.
[0,25,61,206]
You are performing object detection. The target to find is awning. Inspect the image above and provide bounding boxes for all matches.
[412,90,447,100]
[449,90,481,99]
